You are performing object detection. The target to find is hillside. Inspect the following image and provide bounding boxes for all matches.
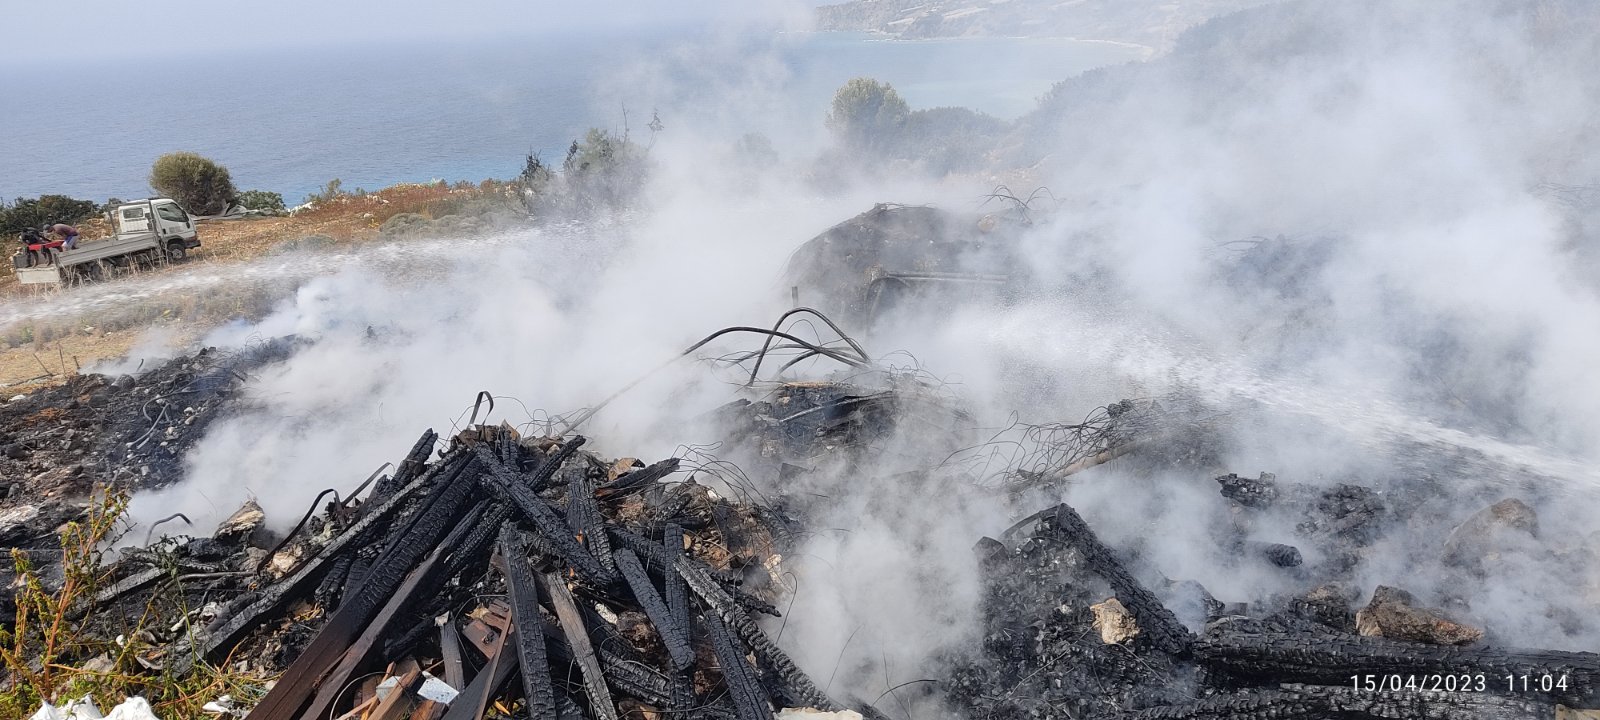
[816,0,1284,52]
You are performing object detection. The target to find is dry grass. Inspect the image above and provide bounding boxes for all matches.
[0,181,518,387]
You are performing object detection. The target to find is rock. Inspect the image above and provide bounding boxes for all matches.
[214,500,266,545]
[1248,541,1303,568]
[3,443,28,459]
[1090,597,1141,644]
[1355,585,1483,645]
[0,504,42,543]
[1292,582,1359,631]
[1216,472,1279,508]
[81,654,116,674]
[1441,498,1540,574]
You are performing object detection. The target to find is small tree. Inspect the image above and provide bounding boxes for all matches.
[149,152,237,215]
[826,77,910,152]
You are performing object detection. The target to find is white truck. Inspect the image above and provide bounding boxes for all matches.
[11,198,202,285]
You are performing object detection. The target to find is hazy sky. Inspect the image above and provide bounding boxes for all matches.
[3,0,824,64]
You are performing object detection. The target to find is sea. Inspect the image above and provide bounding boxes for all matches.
[0,31,1141,205]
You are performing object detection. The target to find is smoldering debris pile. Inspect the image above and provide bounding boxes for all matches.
[69,424,867,720]
[946,486,1600,719]
[0,342,293,617]
[4,320,1600,719]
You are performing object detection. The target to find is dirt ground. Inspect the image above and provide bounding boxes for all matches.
[1,182,505,388]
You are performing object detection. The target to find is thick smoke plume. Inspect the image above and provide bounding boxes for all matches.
[103,0,1600,708]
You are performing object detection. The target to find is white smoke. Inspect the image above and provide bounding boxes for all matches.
[109,0,1600,709]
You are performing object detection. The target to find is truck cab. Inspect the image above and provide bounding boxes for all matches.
[114,198,202,260]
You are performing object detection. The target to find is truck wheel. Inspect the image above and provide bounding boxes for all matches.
[166,242,187,262]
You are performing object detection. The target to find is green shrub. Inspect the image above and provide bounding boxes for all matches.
[236,189,286,214]
[149,152,237,215]
[1,195,100,235]
[304,178,347,205]
[826,77,910,152]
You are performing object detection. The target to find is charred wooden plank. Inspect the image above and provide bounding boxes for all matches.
[501,526,559,720]
[314,554,355,610]
[303,492,490,719]
[372,429,438,503]
[676,555,840,711]
[541,570,620,720]
[1043,503,1193,655]
[477,444,617,585]
[569,468,617,577]
[441,626,519,720]
[615,547,694,670]
[439,620,467,691]
[596,458,680,498]
[663,523,697,712]
[702,611,771,720]
[441,501,512,581]
[1123,683,1556,719]
[300,541,452,720]
[198,450,471,669]
[1196,631,1600,708]
[244,454,482,720]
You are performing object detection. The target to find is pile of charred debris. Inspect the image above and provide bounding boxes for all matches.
[2,312,1599,719]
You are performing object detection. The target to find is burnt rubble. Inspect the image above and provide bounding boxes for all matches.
[29,421,867,719]
[2,320,1598,718]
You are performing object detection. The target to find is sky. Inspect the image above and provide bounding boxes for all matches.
[1,0,827,65]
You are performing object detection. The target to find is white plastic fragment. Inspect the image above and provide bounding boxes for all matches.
[374,673,458,704]
[30,695,116,720]
[201,695,244,716]
[104,697,161,720]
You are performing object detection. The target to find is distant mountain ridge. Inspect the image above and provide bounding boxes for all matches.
[816,0,1284,53]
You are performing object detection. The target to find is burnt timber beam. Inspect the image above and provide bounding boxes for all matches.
[244,454,483,720]
[1044,503,1193,655]
[477,445,618,585]
[676,555,841,711]
[195,449,472,668]
[501,526,559,720]
[596,458,681,498]
[615,547,695,671]
[440,627,519,720]
[1123,683,1557,719]
[702,610,772,720]
[541,570,621,720]
[1196,631,1599,708]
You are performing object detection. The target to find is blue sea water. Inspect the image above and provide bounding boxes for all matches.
[0,31,1139,205]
